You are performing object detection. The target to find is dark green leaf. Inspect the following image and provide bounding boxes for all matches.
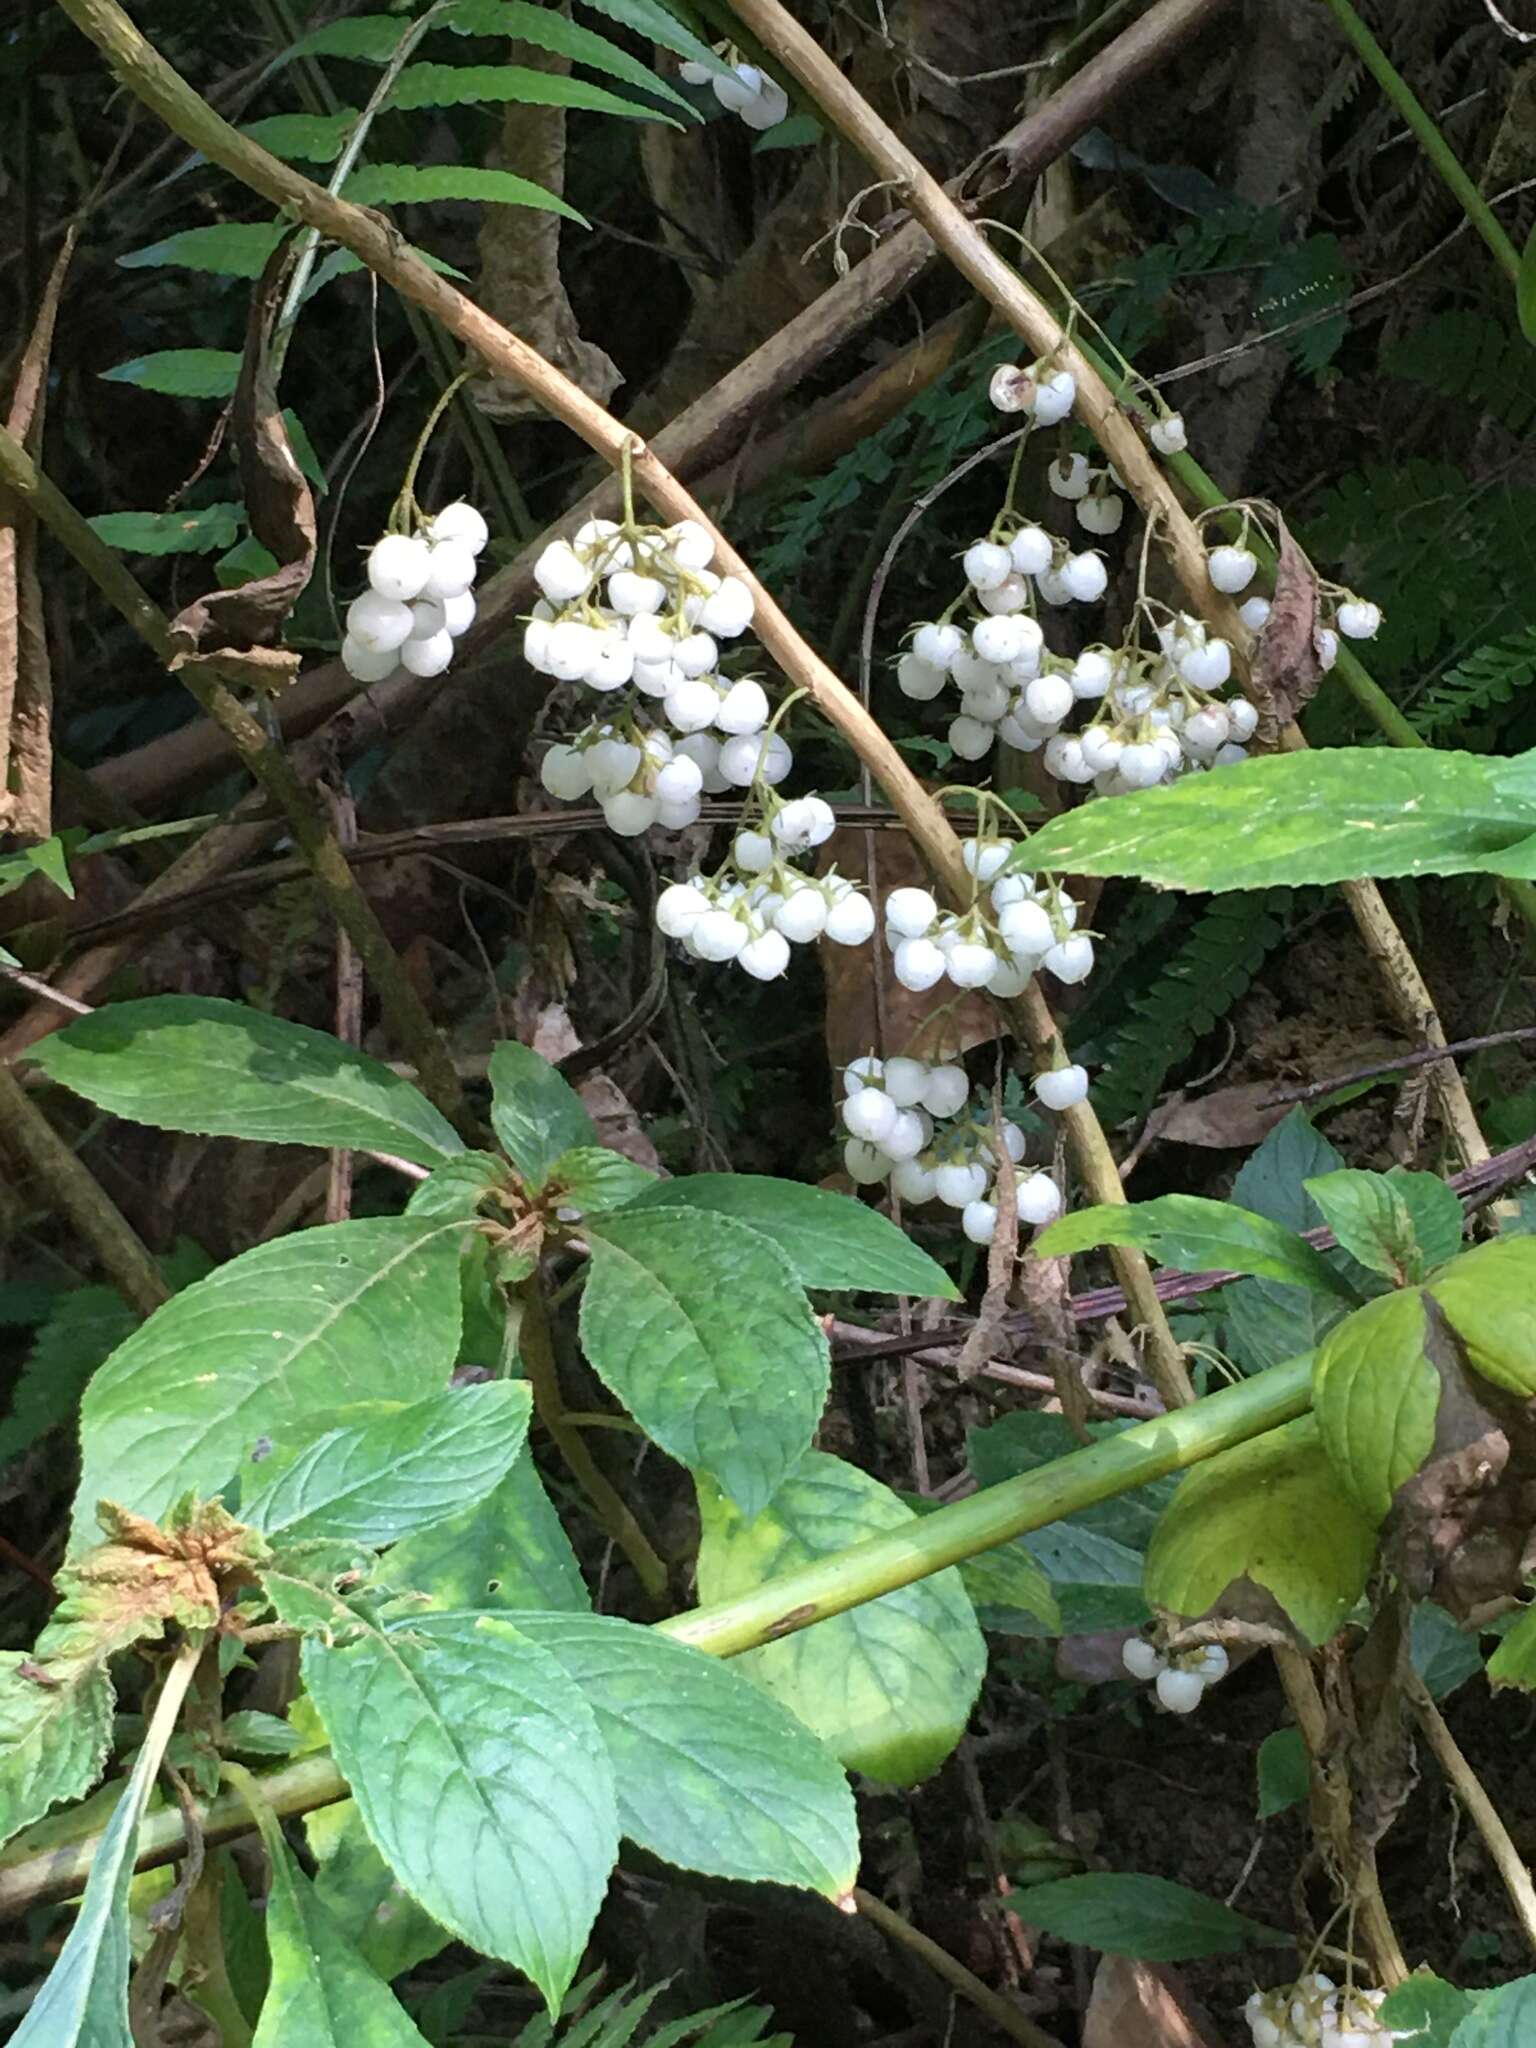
[581,1207,827,1519]
[1450,1973,1536,2047]
[405,1152,507,1220]
[33,996,463,1166]
[442,1,697,114]
[341,162,588,221]
[1008,1873,1287,1961]
[1256,1726,1309,1818]
[87,503,244,555]
[1486,1604,1536,1692]
[1390,1170,1466,1273]
[1224,1112,1354,1371]
[99,349,243,397]
[390,62,667,126]
[1037,1194,1355,1298]
[307,1803,448,1981]
[292,14,407,60]
[0,1288,134,1467]
[118,223,286,277]
[1379,1974,1474,2046]
[630,1174,958,1297]
[240,111,358,161]
[1412,1603,1485,1701]
[1428,1239,1536,1394]
[220,1710,304,1757]
[488,1042,595,1187]
[548,1145,655,1215]
[1306,1169,1427,1284]
[575,0,724,72]
[383,1451,590,1614]
[1519,219,1536,348]
[753,114,820,150]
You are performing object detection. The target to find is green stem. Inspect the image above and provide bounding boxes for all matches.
[1317,0,1522,286]
[0,1353,1313,1916]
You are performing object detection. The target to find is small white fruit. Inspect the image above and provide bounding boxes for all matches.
[1155,1667,1206,1715]
[1207,543,1256,594]
[1034,1064,1089,1111]
[962,1199,999,1245]
[367,532,432,602]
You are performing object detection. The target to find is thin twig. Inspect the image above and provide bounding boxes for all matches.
[1407,1671,1536,1957]
[854,1887,1066,2048]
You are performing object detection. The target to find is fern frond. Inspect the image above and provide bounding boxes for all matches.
[99,349,242,397]
[240,110,358,161]
[342,162,586,220]
[1385,311,1536,434]
[391,58,676,119]
[118,222,285,277]
[292,15,408,62]
[1089,893,1289,1127]
[1410,628,1536,740]
[574,0,723,73]
[444,0,698,114]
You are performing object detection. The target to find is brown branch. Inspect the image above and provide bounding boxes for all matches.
[855,1887,1066,2048]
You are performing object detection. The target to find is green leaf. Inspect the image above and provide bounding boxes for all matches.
[25,835,75,896]
[87,503,244,556]
[548,1145,655,1215]
[1256,1726,1309,1818]
[488,1042,595,1187]
[1486,1604,1536,1691]
[1412,1602,1485,1701]
[244,1383,530,1548]
[253,1827,433,2046]
[33,996,463,1167]
[954,1536,1061,1635]
[341,162,588,222]
[753,114,820,151]
[1008,1873,1287,1962]
[1428,1238,1536,1394]
[0,1287,134,1466]
[292,14,409,60]
[1450,1974,1536,2047]
[630,1174,959,1298]
[297,1603,618,2012]
[1390,1170,1466,1273]
[1224,1112,1353,1371]
[307,1803,449,1980]
[405,1152,506,1220]
[118,222,286,277]
[1020,746,1536,892]
[1144,1413,1378,1645]
[98,349,243,398]
[74,1218,462,1545]
[1306,1169,1429,1284]
[575,0,724,73]
[390,62,668,124]
[0,1655,112,1855]
[1379,1974,1475,2046]
[581,1208,828,1519]
[1037,1193,1355,1299]
[696,1454,985,1786]
[383,1450,589,1614]
[220,1710,304,1757]
[1313,1288,1439,1520]
[240,111,358,161]
[511,1613,859,1898]
[9,1697,175,2047]
[442,2,697,114]
[1519,219,1536,348]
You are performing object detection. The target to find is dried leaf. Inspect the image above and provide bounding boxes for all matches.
[1083,1955,1224,2048]
[817,825,998,1067]
[1140,1080,1294,1152]
[1251,521,1324,730]
[168,240,316,659]
[528,1002,661,1172]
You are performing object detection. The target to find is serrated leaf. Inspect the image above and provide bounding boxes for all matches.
[1008,1873,1287,1962]
[307,1803,449,1980]
[0,1288,134,1466]
[220,1710,304,1757]
[1428,1238,1536,1394]
[1486,1604,1536,1691]
[405,1152,507,1220]
[383,1450,590,1614]
[1391,1169,1466,1272]
[292,14,409,60]
[1313,1288,1439,1520]
[1021,746,1536,892]
[442,2,697,115]
[488,1042,595,1187]
[581,1208,827,1519]
[1379,1974,1475,2046]
[98,349,243,398]
[1412,1602,1484,1701]
[0,1656,112,1854]
[244,1383,530,1548]
[240,111,358,161]
[118,222,286,277]
[296,1602,618,2012]
[512,1613,858,1898]
[629,1174,958,1298]
[246,1799,432,2046]
[74,1219,462,1547]
[696,1455,985,1786]
[87,503,244,556]
[391,61,668,125]
[1144,1412,1377,1645]
[1306,1169,1427,1284]
[548,1145,655,1215]
[1256,1726,1308,1818]
[33,996,463,1167]
[1224,1111,1354,1371]
[341,162,588,221]
[1037,1193,1355,1299]
[575,0,724,73]
[1450,1974,1536,2047]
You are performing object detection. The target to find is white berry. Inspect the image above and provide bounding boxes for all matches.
[367,532,432,602]
[1034,1064,1088,1110]
[1208,543,1256,594]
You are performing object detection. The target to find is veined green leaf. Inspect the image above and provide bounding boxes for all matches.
[307,1803,448,1981]
[390,61,671,124]
[488,1042,595,1187]
[240,111,359,162]
[32,996,464,1166]
[1037,1193,1356,1299]
[1305,1169,1446,1285]
[575,0,723,72]
[1449,1974,1536,2047]
[98,350,242,398]
[1009,1873,1287,1962]
[87,504,244,556]
[548,1145,655,1215]
[384,1450,590,1614]
[1313,1288,1439,1520]
[442,1,697,114]
[1487,1605,1536,1692]
[341,163,588,223]
[291,15,410,61]
[1428,1238,1536,1394]
[118,222,286,277]
[1379,1974,1475,2046]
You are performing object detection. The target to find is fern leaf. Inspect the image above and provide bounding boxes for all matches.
[1090,893,1289,1127]
[574,0,724,73]
[1386,311,1536,434]
[240,110,358,162]
[292,15,408,62]
[1411,628,1536,740]
[88,503,246,556]
[118,222,285,277]
[391,59,676,120]
[443,0,698,114]
[99,349,242,398]
[341,162,587,222]
[0,1291,134,1467]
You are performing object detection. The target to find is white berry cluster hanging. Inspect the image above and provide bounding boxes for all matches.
[837,1054,1064,1241]
[341,500,487,683]
[1121,1634,1230,1714]
[1196,500,1384,678]
[1243,1976,1407,2048]
[884,838,1095,996]
[679,49,789,130]
[531,511,799,840]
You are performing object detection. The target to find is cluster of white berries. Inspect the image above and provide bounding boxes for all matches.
[1121,1635,1230,1715]
[532,517,790,838]
[882,839,1094,996]
[679,51,789,130]
[1202,527,1383,676]
[1244,1977,1406,2048]
[838,1054,1065,1241]
[341,502,487,682]
[651,799,874,981]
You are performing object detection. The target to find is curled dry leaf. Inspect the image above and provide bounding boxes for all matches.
[1083,1955,1224,2048]
[1137,1079,1295,1153]
[167,238,316,665]
[1249,519,1324,734]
